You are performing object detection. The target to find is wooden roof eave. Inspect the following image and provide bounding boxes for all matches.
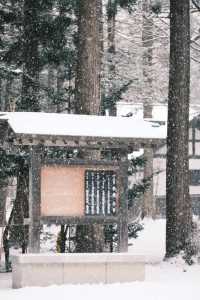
[10,132,165,150]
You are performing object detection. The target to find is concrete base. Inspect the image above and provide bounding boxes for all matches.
[0,273,12,289]
[12,253,145,288]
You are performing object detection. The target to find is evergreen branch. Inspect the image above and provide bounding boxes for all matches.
[106,0,137,18]
[128,170,162,207]
[103,80,133,110]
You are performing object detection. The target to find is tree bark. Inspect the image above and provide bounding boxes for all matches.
[56,64,65,113]
[142,0,154,218]
[0,181,7,227]
[4,74,13,111]
[57,225,68,253]
[107,0,116,116]
[75,0,101,115]
[0,77,2,111]
[75,0,103,253]
[47,64,55,112]
[142,0,153,105]
[20,0,40,112]
[11,160,29,253]
[3,205,14,272]
[166,0,192,258]
[56,5,67,114]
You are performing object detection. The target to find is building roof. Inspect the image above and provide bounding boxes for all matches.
[0,112,166,149]
[0,112,167,139]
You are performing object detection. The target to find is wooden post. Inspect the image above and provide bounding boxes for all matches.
[142,147,155,218]
[118,151,129,252]
[29,146,41,253]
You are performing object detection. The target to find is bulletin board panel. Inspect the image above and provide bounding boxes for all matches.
[41,166,85,217]
[40,164,119,217]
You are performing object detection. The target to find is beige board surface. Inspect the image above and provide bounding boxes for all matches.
[41,166,85,216]
[41,165,119,217]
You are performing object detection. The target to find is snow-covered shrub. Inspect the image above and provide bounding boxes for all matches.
[128,221,144,238]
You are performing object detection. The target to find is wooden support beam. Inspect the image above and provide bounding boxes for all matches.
[42,158,120,168]
[40,215,119,225]
[51,138,57,144]
[117,151,129,252]
[39,138,45,144]
[29,138,33,144]
[29,146,42,253]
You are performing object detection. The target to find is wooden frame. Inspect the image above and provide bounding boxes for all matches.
[0,114,166,254]
[29,150,129,253]
[41,161,120,218]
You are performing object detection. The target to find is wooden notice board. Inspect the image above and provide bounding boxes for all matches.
[40,165,118,217]
[41,166,85,216]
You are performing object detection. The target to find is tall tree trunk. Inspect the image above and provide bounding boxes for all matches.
[0,77,2,111]
[142,0,153,105]
[56,64,65,113]
[142,0,154,218]
[1,73,15,267]
[57,225,68,253]
[0,181,7,227]
[47,64,55,112]
[166,0,192,258]
[11,161,29,253]
[97,0,104,57]
[56,5,66,114]
[75,0,103,253]
[107,0,116,116]
[75,0,101,115]
[20,0,40,112]
[3,203,14,272]
[4,74,13,111]
[13,0,40,256]
[97,0,104,114]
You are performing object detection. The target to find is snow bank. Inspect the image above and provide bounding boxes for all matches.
[129,218,166,263]
[1,219,200,300]
[1,267,200,300]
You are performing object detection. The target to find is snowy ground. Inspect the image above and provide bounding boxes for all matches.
[129,218,165,262]
[1,219,200,300]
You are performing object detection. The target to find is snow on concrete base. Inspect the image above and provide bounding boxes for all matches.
[1,263,200,300]
[1,219,200,300]
[12,253,145,288]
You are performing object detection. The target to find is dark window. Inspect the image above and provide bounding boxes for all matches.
[85,170,117,216]
[190,170,200,185]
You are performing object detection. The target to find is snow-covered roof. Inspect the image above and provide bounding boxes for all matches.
[0,112,167,141]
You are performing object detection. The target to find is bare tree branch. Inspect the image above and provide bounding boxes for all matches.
[192,0,200,11]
